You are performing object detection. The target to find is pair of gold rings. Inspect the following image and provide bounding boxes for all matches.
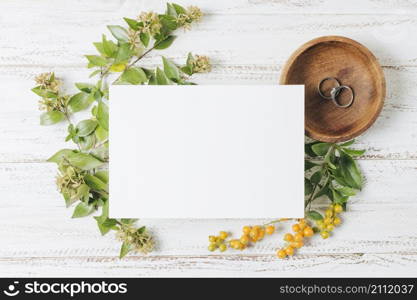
[318,77,354,108]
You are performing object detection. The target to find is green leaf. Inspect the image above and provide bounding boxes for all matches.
[306,211,324,221]
[78,134,96,151]
[75,183,90,203]
[102,35,117,57]
[314,182,329,200]
[180,66,193,76]
[114,43,133,64]
[332,189,348,204]
[305,142,319,157]
[67,153,103,170]
[186,52,195,67]
[31,86,57,98]
[172,3,187,14]
[304,178,313,196]
[93,42,106,56]
[137,226,146,234]
[154,35,176,50]
[162,56,180,80]
[156,67,170,85]
[107,25,129,42]
[140,32,150,47]
[95,200,109,225]
[96,218,117,235]
[94,170,109,183]
[121,67,147,85]
[339,152,363,190]
[166,3,178,17]
[47,149,77,164]
[305,160,317,171]
[119,242,131,258]
[123,17,141,31]
[310,171,322,185]
[148,75,156,85]
[342,148,366,156]
[76,119,98,137]
[95,125,108,141]
[85,55,107,67]
[68,92,93,113]
[84,174,108,191]
[340,139,355,147]
[159,15,177,31]
[311,143,331,156]
[75,83,95,93]
[336,186,356,196]
[120,218,137,225]
[72,202,95,218]
[97,101,109,131]
[40,111,65,125]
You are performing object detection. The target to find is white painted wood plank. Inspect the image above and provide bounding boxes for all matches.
[0,6,416,67]
[0,160,416,261]
[1,0,416,17]
[1,253,416,277]
[1,65,417,162]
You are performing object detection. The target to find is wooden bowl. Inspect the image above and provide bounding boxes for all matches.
[280,36,385,143]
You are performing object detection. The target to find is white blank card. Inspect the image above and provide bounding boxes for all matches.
[109,85,304,218]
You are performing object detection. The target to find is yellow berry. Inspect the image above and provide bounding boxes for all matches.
[266,225,275,235]
[326,224,335,232]
[258,229,265,240]
[243,226,252,235]
[292,224,301,232]
[219,231,228,240]
[284,233,294,242]
[230,239,240,249]
[219,244,227,252]
[324,217,332,225]
[249,229,259,240]
[333,217,342,226]
[208,244,217,251]
[325,209,333,217]
[277,249,286,259]
[320,231,330,239]
[285,246,295,256]
[294,232,304,242]
[298,222,306,230]
[240,235,250,245]
[239,243,246,250]
[291,241,303,249]
[334,204,343,214]
[209,235,217,243]
[303,226,314,237]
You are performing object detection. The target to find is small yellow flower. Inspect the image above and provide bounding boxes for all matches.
[193,55,211,73]
[138,12,162,36]
[176,6,202,29]
[116,224,154,254]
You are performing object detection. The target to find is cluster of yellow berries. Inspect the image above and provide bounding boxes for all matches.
[315,204,343,239]
[276,219,314,259]
[208,224,276,252]
[208,231,229,252]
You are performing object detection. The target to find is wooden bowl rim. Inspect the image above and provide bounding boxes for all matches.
[279,35,386,143]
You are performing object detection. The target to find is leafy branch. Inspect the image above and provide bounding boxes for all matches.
[32,3,211,258]
[207,139,365,257]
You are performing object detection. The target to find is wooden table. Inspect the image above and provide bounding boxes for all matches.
[1,0,417,277]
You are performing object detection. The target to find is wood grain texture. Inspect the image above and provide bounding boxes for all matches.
[280,35,386,142]
[1,0,417,277]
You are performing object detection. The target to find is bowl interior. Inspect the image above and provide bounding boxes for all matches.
[281,38,385,142]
